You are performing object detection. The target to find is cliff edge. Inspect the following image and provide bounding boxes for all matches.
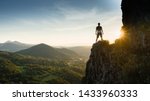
[83,41,121,84]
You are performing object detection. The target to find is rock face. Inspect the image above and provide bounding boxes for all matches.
[121,0,150,51]
[122,0,150,26]
[83,41,121,84]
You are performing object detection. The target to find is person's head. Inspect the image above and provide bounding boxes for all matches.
[98,23,100,26]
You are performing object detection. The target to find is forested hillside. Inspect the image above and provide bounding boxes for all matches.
[0,51,85,84]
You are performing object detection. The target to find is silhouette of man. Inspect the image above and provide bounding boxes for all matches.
[95,23,103,42]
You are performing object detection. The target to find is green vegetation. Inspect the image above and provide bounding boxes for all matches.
[0,51,85,84]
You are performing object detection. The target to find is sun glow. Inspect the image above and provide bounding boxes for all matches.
[110,31,121,43]
[119,27,126,38]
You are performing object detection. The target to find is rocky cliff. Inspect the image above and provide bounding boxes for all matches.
[122,0,150,26]
[121,0,150,51]
[83,41,121,83]
[83,0,150,84]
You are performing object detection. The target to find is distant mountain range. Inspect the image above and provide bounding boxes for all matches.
[0,41,32,52]
[68,46,91,58]
[16,43,81,60]
[0,41,90,60]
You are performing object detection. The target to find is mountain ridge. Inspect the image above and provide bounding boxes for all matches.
[68,46,91,58]
[16,43,68,60]
[0,41,32,52]
[16,43,82,60]
[0,41,91,58]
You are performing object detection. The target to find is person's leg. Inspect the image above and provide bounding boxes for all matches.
[96,34,99,42]
[100,34,103,40]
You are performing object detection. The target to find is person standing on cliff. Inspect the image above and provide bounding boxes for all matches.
[95,23,104,42]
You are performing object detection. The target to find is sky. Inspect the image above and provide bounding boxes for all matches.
[0,0,122,46]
